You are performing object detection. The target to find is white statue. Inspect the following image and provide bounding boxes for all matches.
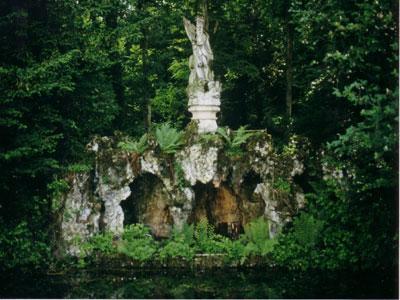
[183,16,221,133]
[184,16,213,84]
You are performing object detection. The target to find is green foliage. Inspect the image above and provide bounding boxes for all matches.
[0,0,396,272]
[292,213,324,248]
[217,126,255,157]
[199,132,221,144]
[48,178,70,213]
[0,221,50,270]
[66,163,93,174]
[159,225,196,261]
[272,178,291,194]
[240,218,277,260]
[117,134,148,154]
[159,241,195,261]
[223,239,246,263]
[272,212,326,270]
[194,219,229,254]
[118,224,157,262]
[80,231,117,256]
[152,84,186,128]
[155,123,184,154]
[173,161,188,188]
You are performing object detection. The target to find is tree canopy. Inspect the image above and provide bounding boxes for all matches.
[0,0,398,271]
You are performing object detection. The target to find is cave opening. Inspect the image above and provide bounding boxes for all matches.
[189,182,243,239]
[241,171,263,201]
[121,173,173,238]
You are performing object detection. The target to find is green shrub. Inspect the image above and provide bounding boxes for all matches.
[240,217,277,260]
[292,213,324,248]
[80,231,117,256]
[222,239,246,263]
[155,123,184,154]
[217,126,255,157]
[159,225,196,261]
[0,221,50,270]
[66,163,93,173]
[272,212,325,270]
[118,224,157,262]
[117,133,148,154]
[173,161,188,188]
[194,219,227,254]
[48,178,70,213]
[273,177,291,194]
[176,223,195,245]
[159,240,195,261]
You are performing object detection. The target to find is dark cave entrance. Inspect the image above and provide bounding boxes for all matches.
[189,182,244,239]
[121,173,173,238]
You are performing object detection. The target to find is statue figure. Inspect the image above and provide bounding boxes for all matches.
[184,16,213,85]
[183,16,221,133]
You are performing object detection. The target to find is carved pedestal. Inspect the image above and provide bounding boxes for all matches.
[188,82,221,133]
[189,105,220,133]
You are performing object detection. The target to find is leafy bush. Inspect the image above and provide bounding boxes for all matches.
[152,83,187,128]
[66,163,93,173]
[155,123,184,154]
[272,177,291,194]
[159,225,196,261]
[48,178,70,213]
[222,238,246,263]
[0,221,50,270]
[217,126,255,157]
[80,231,117,256]
[194,219,228,254]
[173,161,188,188]
[272,212,325,270]
[117,133,148,154]
[240,217,277,260]
[291,213,324,248]
[159,240,195,261]
[117,224,158,262]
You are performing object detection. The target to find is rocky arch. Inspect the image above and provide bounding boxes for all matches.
[121,173,174,238]
[188,182,244,238]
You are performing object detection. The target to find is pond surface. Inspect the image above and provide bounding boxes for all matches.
[1,268,397,299]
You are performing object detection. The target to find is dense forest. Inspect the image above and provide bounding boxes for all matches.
[0,0,398,273]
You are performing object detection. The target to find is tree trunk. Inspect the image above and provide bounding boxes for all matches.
[138,0,151,131]
[141,30,152,131]
[106,3,125,130]
[284,0,293,118]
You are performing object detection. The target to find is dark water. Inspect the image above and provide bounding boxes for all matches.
[1,268,397,299]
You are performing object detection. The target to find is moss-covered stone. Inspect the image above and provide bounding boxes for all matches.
[57,128,308,255]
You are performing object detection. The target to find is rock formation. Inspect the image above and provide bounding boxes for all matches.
[56,130,307,255]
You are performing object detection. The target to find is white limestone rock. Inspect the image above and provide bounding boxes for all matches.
[61,173,100,256]
[179,144,219,185]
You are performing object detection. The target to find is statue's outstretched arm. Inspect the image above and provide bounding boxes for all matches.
[183,17,196,43]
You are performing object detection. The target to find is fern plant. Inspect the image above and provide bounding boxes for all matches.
[231,126,255,148]
[155,123,184,154]
[240,217,277,260]
[117,133,148,154]
[117,224,158,262]
[194,218,227,254]
[217,126,255,157]
[80,231,117,256]
[159,224,196,261]
[292,213,324,248]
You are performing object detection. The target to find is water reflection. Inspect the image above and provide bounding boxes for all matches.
[1,268,397,298]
